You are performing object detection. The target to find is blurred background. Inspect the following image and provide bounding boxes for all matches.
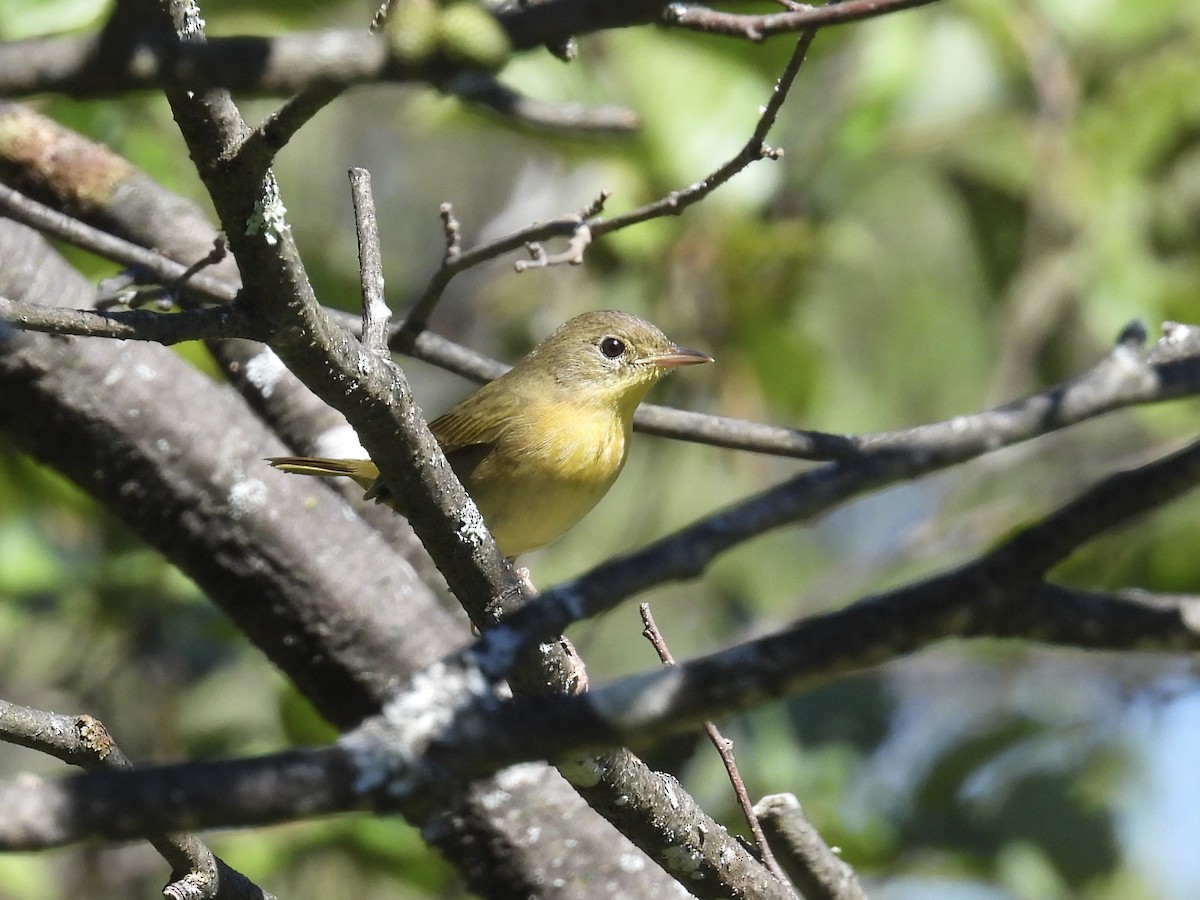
[2,0,1200,897]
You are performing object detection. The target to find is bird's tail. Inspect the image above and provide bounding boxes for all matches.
[267,456,380,493]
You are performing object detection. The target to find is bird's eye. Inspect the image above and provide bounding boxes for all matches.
[599,336,626,359]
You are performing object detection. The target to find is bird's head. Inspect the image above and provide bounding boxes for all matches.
[521,310,713,417]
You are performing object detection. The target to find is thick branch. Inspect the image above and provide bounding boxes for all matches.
[1,580,1197,849]
[0,702,274,900]
[0,220,452,727]
[0,109,769,896]
[0,0,941,98]
[753,794,866,900]
[0,192,687,900]
[156,9,525,625]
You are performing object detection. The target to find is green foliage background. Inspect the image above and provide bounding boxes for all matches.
[2,0,1200,897]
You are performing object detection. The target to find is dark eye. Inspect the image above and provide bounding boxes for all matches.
[599,336,626,359]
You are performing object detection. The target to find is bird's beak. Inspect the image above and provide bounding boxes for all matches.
[643,345,715,369]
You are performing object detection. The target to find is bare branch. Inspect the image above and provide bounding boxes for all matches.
[440,202,462,260]
[753,794,867,900]
[563,747,798,898]
[2,576,1199,850]
[0,701,274,900]
[0,294,254,343]
[395,191,610,341]
[640,605,797,893]
[477,322,1200,652]
[0,1,943,98]
[498,0,942,52]
[244,83,347,160]
[591,28,814,238]
[0,29,389,98]
[663,0,942,40]
[350,167,390,353]
[404,30,814,298]
[0,181,238,304]
[514,222,593,271]
[446,71,641,135]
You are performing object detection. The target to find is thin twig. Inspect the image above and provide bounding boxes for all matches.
[370,0,396,32]
[446,72,641,136]
[175,236,230,286]
[93,236,230,311]
[514,223,593,271]
[663,0,940,40]
[350,167,390,353]
[639,604,796,892]
[397,31,815,314]
[246,82,347,160]
[395,190,610,340]
[440,202,463,261]
[0,183,238,303]
[593,29,814,238]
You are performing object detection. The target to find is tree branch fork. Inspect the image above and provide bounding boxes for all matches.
[2,0,1197,892]
[6,191,1200,874]
[3,533,1200,849]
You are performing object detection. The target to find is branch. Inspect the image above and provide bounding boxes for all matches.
[476,321,1200,653]
[0,196,691,900]
[0,701,275,900]
[393,30,816,334]
[664,0,941,40]
[753,794,866,900]
[590,28,814,238]
[349,167,390,354]
[498,0,940,52]
[0,29,391,98]
[156,3,526,624]
[0,0,943,98]
[445,71,641,135]
[0,177,239,304]
[2,578,1198,849]
[0,295,254,343]
[640,605,797,892]
[244,83,348,163]
[395,192,611,341]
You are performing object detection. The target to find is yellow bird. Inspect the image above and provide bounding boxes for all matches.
[269,310,712,557]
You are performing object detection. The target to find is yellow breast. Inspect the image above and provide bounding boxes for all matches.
[463,400,630,557]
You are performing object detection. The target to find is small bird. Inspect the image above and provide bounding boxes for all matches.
[269,310,712,557]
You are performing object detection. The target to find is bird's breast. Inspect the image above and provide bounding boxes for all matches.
[496,404,630,499]
[463,403,631,556]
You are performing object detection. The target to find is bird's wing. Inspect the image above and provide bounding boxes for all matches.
[428,385,521,453]
[429,385,529,484]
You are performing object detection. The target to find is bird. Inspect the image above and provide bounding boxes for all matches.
[269,310,713,557]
